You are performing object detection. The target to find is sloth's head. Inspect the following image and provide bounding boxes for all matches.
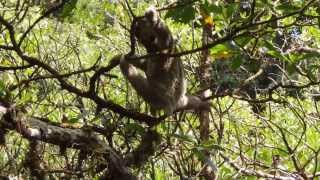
[134,7,173,53]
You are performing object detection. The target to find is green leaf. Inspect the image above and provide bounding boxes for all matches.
[276,4,300,12]
[235,35,253,47]
[68,117,79,123]
[0,81,6,97]
[201,140,225,151]
[125,123,145,134]
[155,168,166,180]
[201,1,222,15]
[165,4,195,23]
[60,0,78,19]
[305,65,318,81]
[267,50,285,60]
[191,147,206,161]
[223,3,237,20]
[210,44,229,55]
[286,63,296,74]
[231,55,243,70]
[172,133,197,143]
[263,40,276,51]
[264,40,288,61]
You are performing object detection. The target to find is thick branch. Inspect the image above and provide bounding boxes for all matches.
[0,64,34,71]
[1,108,107,152]
[295,47,320,54]
[0,104,137,179]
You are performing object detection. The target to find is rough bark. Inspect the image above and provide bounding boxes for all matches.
[0,104,137,179]
[199,22,216,179]
[1,109,107,152]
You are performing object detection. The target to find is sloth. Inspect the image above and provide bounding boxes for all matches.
[118,7,209,115]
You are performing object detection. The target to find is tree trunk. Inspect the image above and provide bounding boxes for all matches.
[199,23,216,179]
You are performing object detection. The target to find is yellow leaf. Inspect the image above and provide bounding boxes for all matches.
[204,15,214,27]
[200,10,214,28]
[212,51,232,60]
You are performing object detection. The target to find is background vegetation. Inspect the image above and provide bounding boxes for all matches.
[0,0,320,179]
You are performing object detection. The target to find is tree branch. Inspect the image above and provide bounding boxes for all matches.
[0,105,138,179]
[220,154,302,180]
[0,14,163,126]
[1,108,107,152]
[18,0,68,47]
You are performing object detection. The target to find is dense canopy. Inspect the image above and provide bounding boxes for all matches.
[1,0,320,179]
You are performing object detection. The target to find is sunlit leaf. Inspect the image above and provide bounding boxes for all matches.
[210,44,234,60]
[214,51,233,59]
[210,44,229,55]
[203,14,214,27]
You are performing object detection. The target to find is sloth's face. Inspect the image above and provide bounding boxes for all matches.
[134,17,159,53]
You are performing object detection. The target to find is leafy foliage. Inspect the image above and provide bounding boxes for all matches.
[0,0,320,179]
